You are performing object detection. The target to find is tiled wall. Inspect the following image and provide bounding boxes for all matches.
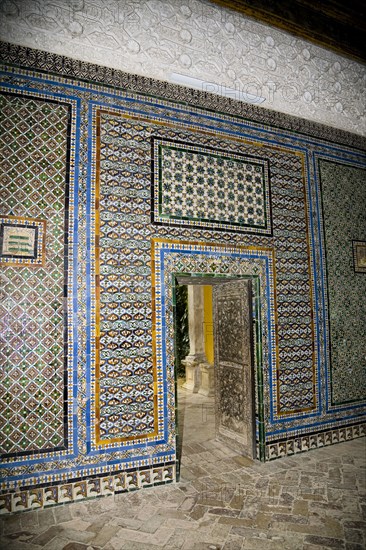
[0,94,71,456]
[203,286,214,365]
[318,161,366,405]
[0,43,365,514]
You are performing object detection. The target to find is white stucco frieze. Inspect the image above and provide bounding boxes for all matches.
[0,0,365,135]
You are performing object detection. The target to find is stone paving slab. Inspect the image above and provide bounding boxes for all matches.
[1,387,365,550]
[0,437,365,549]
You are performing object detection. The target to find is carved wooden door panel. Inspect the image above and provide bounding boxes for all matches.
[213,279,255,457]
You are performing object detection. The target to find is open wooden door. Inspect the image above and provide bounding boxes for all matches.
[213,279,255,458]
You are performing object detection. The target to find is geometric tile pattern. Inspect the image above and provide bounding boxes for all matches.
[94,108,315,423]
[92,111,157,446]
[318,160,366,405]
[0,93,70,456]
[266,422,366,460]
[0,463,175,514]
[0,45,365,500]
[152,138,271,234]
[90,106,316,458]
[270,153,315,414]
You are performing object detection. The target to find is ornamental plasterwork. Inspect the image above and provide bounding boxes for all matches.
[0,0,365,136]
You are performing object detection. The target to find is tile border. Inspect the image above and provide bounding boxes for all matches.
[266,422,366,460]
[0,463,176,515]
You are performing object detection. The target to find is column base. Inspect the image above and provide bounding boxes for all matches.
[181,356,204,393]
[198,362,215,397]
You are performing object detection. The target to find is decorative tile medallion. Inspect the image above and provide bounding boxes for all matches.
[152,138,272,235]
[0,216,46,267]
[353,240,366,273]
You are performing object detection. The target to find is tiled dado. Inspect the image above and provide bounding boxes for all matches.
[265,422,366,460]
[0,464,175,515]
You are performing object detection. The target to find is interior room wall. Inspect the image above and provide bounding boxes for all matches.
[0,0,365,516]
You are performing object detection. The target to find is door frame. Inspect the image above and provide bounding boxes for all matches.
[172,272,265,478]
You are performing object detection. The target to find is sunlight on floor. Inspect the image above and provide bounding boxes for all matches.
[177,378,215,445]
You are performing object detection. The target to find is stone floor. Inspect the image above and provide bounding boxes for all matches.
[0,383,365,550]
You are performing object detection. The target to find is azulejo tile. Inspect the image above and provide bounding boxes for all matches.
[152,137,272,235]
[0,464,176,514]
[0,44,365,510]
[0,93,72,457]
[318,160,366,406]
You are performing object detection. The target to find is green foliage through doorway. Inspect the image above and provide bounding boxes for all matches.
[175,285,190,378]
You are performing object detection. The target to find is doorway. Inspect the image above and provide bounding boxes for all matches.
[174,276,256,480]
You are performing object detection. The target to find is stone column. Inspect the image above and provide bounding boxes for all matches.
[182,285,206,392]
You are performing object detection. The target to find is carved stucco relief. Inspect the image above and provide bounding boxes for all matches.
[0,0,365,136]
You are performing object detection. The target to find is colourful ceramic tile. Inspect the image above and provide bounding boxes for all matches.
[0,93,74,457]
[152,137,272,234]
[318,161,366,406]
[0,216,46,267]
[0,43,365,510]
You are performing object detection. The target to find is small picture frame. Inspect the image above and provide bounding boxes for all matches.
[0,216,46,267]
[352,240,366,274]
